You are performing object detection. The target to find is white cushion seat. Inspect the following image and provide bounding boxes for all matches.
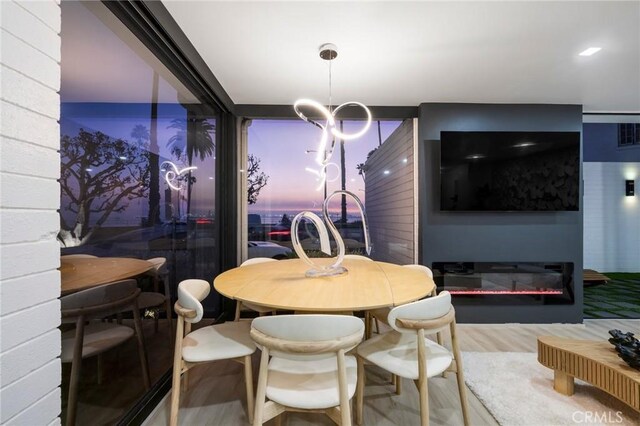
[182,320,256,363]
[61,322,134,362]
[357,330,452,380]
[266,355,358,410]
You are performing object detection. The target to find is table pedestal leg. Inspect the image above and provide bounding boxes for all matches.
[554,370,574,396]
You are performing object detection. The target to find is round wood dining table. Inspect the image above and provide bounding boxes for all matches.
[60,257,155,295]
[214,258,434,312]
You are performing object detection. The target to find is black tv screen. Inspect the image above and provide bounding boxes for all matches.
[440,131,580,211]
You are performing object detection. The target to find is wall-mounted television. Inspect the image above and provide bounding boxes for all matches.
[440,131,580,211]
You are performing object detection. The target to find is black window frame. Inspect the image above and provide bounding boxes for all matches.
[95,2,238,424]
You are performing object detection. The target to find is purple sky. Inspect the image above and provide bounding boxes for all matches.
[248,119,401,216]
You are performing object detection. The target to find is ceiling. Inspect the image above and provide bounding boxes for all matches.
[162,0,640,112]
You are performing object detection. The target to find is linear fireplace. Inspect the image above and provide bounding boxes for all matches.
[431,262,575,305]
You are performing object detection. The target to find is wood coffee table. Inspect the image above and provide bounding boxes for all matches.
[538,336,640,412]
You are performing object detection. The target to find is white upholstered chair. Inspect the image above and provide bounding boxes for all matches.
[170,279,256,426]
[366,264,438,339]
[235,257,278,320]
[61,280,150,426]
[250,315,365,426]
[356,291,469,426]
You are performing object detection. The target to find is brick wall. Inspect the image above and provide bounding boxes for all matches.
[0,1,61,424]
[583,162,640,272]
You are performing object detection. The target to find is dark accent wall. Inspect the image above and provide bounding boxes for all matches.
[583,123,640,162]
[418,103,584,323]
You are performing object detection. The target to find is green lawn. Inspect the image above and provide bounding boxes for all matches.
[584,274,640,319]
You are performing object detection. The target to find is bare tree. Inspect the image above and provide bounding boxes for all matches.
[247,154,268,205]
[58,129,150,247]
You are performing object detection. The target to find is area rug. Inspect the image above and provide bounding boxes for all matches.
[462,352,639,425]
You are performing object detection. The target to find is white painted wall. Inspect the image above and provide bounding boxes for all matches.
[0,1,62,424]
[364,119,417,265]
[583,162,640,272]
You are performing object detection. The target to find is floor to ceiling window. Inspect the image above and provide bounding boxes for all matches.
[59,2,218,423]
[245,119,401,258]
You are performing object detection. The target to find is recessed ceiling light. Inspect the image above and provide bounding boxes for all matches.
[383,170,390,175]
[579,47,601,56]
[466,154,484,160]
[513,142,535,148]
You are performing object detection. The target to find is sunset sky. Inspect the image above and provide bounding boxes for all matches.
[248,119,401,217]
[60,102,401,225]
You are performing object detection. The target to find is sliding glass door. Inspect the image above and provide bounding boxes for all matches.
[59,1,219,423]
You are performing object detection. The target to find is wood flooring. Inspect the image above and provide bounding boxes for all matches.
[142,319,640,426]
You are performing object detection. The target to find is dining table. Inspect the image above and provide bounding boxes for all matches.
[60,256,155,295]
[214,258,435,312]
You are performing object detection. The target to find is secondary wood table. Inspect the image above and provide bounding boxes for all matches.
[214,258,434,312]
[538,336,640,412]
[60,257,154,295]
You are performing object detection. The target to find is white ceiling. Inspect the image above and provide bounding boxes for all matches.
[162,0,640,112]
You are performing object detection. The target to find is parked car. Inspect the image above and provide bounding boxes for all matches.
[248,241,291,259]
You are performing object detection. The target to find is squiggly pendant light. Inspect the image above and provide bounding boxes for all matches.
[291,43,373,277]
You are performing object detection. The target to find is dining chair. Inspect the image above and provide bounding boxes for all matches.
[170,279,256,426]
[235,258,278,320]
[355,291,469,426]
[366,266,444,394]
[366,264,438,339]
[136,257,173,347]
[61,280,150,426]
[250,314,364,426]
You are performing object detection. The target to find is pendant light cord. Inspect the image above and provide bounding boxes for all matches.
[328,58,333,114]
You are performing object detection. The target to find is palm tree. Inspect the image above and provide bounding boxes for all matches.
[167,112,215,216]
[131,123,158,226]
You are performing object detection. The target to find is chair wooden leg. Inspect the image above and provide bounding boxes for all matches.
[395,376,402,395]
[166,297,174,349]
[364,312,371,340]
[253,348,270,426]
[374,318,380,335]
[337,350,351,426]
[417,330,429,426]
[66,317,85,426]
[170,318,184,426]
[235,301,242,321]
[132,303,151,390]
[356,356,365,425]
[244,355,255,424]
[96,354,103,385]
[450,320,470,426]
[436,332,447,378]
[183,322,192,391]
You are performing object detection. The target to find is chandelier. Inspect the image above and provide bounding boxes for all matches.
[294,43,373,191]
[291,43,372,277]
